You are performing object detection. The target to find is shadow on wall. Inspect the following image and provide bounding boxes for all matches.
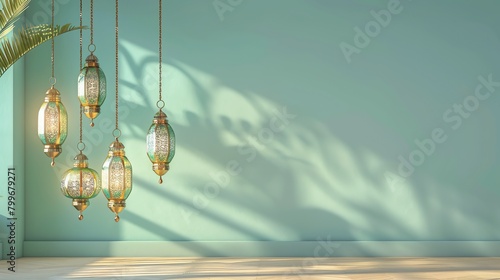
[22,0,500,257]
[114,0,500,245]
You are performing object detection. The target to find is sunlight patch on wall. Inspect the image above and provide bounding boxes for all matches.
[278,120,429,240]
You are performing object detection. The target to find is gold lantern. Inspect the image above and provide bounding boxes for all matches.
[147,110,175,183]
[59,0,101,221]
[146,0,175,184]
[38,86,68,166]
[102,139,132,222]
[101,0,133,222]
[60,152,101,220]
[78,54,106,127]
[38,0,68,166]
[77,0,106,127]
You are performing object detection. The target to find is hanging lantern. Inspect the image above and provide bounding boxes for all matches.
[38,0,67,166]
[59,0,101,221]
[77,0,106,127]
[78,53,106,127]
[101,0,132,222]
[147,110,175,183]
[146,0,175,184]
[102,139,132,222]
[60,152,101,220]
[38,86,68,166]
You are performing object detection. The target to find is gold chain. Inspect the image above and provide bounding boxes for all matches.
[90,0,94,45]
[79,0,83,144]
[158,0,162,102]
[79,0,82,69]
[115,0,119,130]
[51,0,55,80]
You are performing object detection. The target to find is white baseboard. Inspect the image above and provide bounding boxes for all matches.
[23,241,500,257]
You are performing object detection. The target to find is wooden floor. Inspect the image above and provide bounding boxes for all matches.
[1,257,500,279]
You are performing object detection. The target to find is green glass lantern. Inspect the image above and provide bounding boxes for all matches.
[78,54,106,127]
[146,110,175,184]
[60,152,101,220]
[102,139,132,222]
[38,86,68,166]
[146,0,175,184]
[101,0,132,223]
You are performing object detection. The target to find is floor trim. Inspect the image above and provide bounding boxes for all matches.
[22,241,500,257]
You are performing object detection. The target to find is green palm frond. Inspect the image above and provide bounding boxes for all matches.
[0,0,30,39]
[0,24,83,76]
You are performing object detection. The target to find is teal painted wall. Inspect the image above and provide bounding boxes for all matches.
[0,63,15,260]
[20,0,500,256]
[0,56,25,259]
[13,47,26,259]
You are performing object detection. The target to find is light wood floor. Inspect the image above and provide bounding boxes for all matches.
[0,257,499,279]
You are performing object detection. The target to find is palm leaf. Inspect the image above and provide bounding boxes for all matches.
[0,24,83,77]
[0,0,30,39]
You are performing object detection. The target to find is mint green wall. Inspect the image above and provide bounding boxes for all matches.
[0,5,26,259]
[0,64,14,259]
[22,0,500,256]
[0,58,25,259]
[13,50,26,259]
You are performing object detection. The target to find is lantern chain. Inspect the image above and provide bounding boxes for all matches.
[79,0,82,70]
[50,0,55,84]
[115,0,119,133]
[90,0,94,45]
[79,0,83,147]
[156,0,165,110]
[158,0,162,105]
